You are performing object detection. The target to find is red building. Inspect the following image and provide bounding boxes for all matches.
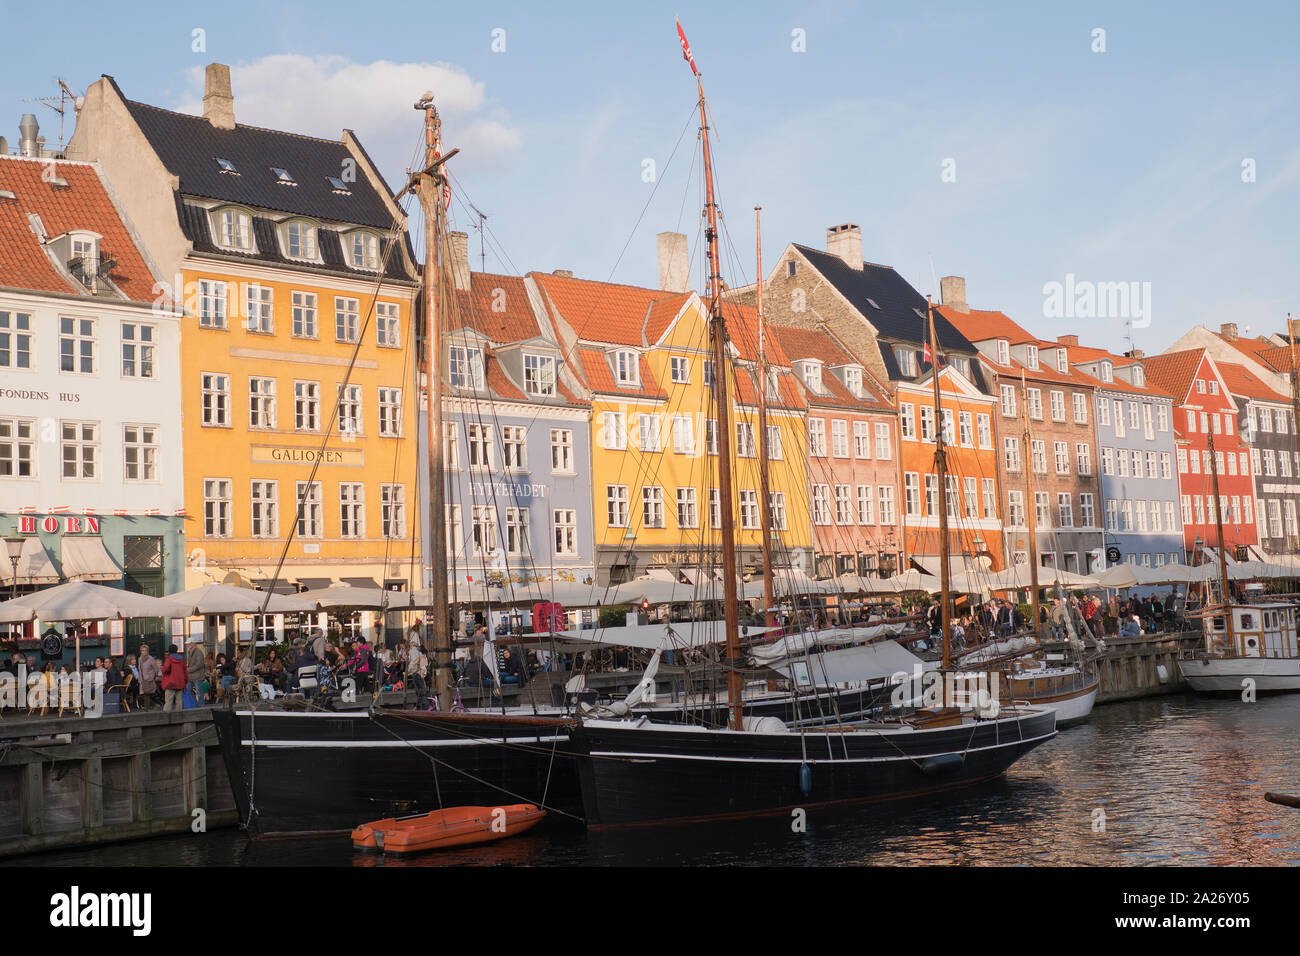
[1144,349,1259,558]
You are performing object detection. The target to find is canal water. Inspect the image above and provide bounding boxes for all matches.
[21,693,1300,867]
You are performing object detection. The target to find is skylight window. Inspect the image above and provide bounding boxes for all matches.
[215,157,239,175]
[0,189,15,201]
[866,298,881,310]
[271,167,297,185]
[327,176,352,193]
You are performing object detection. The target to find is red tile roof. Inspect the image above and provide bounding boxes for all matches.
[1142,349,1208,405]
[577,347,666,399]
[767,322,893,412]
[1254,344,1298,377]
[1216,361,1290,404]
[449,273,543,343]
[937,306,1037,346]
[530,271,681,347]
[0,156,157,304]
[643,293,695,344]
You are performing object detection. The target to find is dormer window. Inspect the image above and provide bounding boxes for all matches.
[215,158,239,175]
[282,220,319,261]
[523,353,556,396]
[347,231,380,270]
[1057,348,1068,372]
[448,345,484,389]
[997,340,1009,365]
[327,176,351,194]
[67,233,108,291]
[614,350,639,386]
[214,207,253,251]
[804,363,823,393]
[843,366,862,396]
[271,167,297,185]
[895,346,917,377]
[1100,360,1113,383]
[1025,345,1039,370]
[1132,365,1145,387]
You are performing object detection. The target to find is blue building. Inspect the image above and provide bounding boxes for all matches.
[1069,344,1185,570]
[420,250,595,624]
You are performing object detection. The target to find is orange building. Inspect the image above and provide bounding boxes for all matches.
[895,365,1004,572]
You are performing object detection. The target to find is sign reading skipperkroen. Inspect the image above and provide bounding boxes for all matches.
[249,445,364,466]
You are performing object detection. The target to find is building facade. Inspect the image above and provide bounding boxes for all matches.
[941,300,1105,575]
[1145,349,1259,560]
[533,264,812,586]
[1218,362,1300,556]
[432,259,596,598]
[0,154,184,620]
[770,323,901,578]
[70,65,423,642]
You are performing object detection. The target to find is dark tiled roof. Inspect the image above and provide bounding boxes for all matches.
[115,80,394,229]
[793,244,974,352]
[179,200,411,282]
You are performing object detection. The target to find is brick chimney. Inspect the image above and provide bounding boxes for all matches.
[657,231,689,292]
[1057,334,1079,347]
[448,231,470,291]
[203,63,236,130]
[1220,322,1238,341]
[940,276,968,313]
[1126,348,1145,359]
[826,223,862,269]
[552,269,573,278]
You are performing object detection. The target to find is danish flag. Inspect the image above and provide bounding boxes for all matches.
[173,508,187,517]
[677,19,700,76]
[18,506,36,515]
[113,508,129,516]
[81,507,98,516]
[48,505,69,514]
[143,508,160,517]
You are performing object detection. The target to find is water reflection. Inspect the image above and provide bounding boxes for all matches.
[20,695,1300,867]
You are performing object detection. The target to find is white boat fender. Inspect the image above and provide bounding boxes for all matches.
[919,753,965,776]
[799,763,812,796]
[1156,664,1169,684]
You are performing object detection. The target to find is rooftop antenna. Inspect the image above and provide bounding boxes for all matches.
[21,79,81,151]
[467,201,488,272]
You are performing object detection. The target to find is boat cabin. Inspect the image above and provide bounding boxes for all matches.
[1203,603,1298,659]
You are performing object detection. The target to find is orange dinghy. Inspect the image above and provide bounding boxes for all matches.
[351,804,546,855]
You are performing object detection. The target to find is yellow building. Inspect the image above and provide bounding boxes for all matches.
[531,271,811,585]
[70,65,423,639]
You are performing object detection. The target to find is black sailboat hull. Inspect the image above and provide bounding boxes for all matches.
[569,709,1058,828]
[209,681,903,835]
[211,708,582,835]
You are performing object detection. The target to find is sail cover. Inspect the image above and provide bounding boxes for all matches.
[551,620,780,652]
[768,641,924,687]
[749,621,913,665]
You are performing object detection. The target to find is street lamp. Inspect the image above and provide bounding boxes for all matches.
[5,538,23,600]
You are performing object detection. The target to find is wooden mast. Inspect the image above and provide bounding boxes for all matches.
[927,299,952,678]
[1287,316,1300,524]
[695,79,744,731]
[415,93,453,711]
[755,207,775,628]
[1206,427,1235,652]
[1021,369,1042,634]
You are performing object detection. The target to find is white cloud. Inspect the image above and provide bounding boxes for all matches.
[174,54,522,189]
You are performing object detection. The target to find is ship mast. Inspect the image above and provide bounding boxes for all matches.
[1287,315,1300,515]
[1021,369,1042,635]
[755,207,775,627]
[413,93,456,711]
[1206,427,1235,652]
[927,299,952,680]
[679,25,744,731]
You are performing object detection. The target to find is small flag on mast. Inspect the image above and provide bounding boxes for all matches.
[677,18,700,76]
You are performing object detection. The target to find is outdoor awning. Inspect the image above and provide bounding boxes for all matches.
[253,578,300,595]
[295,577,334,591]
[0,537,59,586]
[912,555,992,577]
[60,537,121,582]
[342,576,378,588]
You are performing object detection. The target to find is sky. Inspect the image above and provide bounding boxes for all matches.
[1,0,1297,354]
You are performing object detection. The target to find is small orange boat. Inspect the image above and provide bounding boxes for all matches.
[351,804,546,855]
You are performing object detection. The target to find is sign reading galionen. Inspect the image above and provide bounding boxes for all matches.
[249,445,364,466]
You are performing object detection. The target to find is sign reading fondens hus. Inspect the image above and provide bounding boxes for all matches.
[250,445,364,467]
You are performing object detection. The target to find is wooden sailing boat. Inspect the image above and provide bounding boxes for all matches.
[566,22,1058,828]
[1182,426,1300,693]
